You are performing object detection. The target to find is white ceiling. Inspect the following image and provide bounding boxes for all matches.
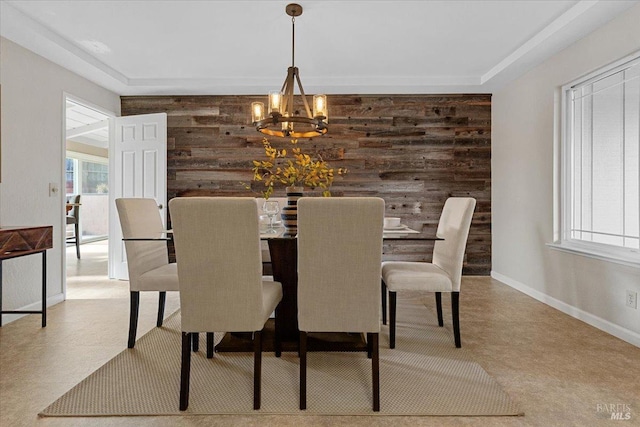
[1,0,638,95]
[66,100,109,148]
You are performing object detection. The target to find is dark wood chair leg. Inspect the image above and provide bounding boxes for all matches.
[452,291,461,348]
[367,333,373,359]
[253,330,262,410]
[299,331,307,410]
[206,332,214,358]
[157,291,166,327]
[191,333,199,352]
[435,292,444,327]
[179,332,191,411]
[127,291,140,348]
[381,280,387,325]
[74,223,80,259]
[389,291,397,349]
[274,311,282,358]
[370,332,380,412]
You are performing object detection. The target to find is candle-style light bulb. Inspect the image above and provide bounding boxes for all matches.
[251,102,264,123]
[313,94,328,122]
[269,91,282,114]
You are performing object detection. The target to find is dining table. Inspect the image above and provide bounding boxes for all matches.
[123,223,440,354]
[215,223,439,355]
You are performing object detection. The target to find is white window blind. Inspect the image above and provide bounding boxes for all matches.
[563,54,640,257]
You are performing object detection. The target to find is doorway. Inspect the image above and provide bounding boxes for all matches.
[64,96,118,299]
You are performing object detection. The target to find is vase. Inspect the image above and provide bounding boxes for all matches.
[281,186,303,235]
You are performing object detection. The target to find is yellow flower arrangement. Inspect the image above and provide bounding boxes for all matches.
[251,138,347,199]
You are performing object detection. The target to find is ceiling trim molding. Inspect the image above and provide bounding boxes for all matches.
[1,1,129,85]
[128,75,481,87]
[481,0,599,84]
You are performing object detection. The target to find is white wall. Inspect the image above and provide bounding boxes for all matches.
[0,37,120,320]
[492,4,640,346]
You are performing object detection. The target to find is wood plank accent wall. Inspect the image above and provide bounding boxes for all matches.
[121,95,491,274]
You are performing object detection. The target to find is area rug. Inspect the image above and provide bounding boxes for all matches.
[40,296,522,416]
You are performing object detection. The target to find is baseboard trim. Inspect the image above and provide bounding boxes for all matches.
[491,271,640,348]
[0,293,65,326]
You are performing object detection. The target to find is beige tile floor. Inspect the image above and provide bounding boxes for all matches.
[0,241,638,426]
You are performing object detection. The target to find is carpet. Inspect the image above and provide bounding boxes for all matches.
[40,295,522,416]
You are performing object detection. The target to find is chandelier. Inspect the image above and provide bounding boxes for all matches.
[251,3,328,138]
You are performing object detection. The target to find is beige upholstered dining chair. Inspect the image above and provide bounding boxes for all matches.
[115,198,179,349]
[297,197,385,412]
[169,197,283,411]
[381,197,476,348]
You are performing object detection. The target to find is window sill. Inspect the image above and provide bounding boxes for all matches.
[547,242,640,269]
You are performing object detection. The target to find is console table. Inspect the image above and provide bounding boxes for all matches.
[0,226,53,327]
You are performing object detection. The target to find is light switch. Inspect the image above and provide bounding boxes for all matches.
[49,182,59,197]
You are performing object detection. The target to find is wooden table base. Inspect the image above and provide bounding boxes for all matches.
[215,319,368,353]
[215,237,368,354]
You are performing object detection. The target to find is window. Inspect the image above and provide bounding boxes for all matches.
[558,52,640,265]
[65,154,109,196]
[81,161,108,194]
[65,158,77,195]
[65,152,109,241]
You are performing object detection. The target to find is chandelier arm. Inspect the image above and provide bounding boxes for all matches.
[294,69,313,118]
[280,67,296,115]
[288,68,295,118]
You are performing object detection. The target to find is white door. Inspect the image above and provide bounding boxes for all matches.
[108,113,168,279]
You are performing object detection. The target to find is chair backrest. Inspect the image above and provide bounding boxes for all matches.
[169,197,265,333]
[432,197,476,291]
[67,194,81,219]
[297,197,385,333]
[115,198,168,291]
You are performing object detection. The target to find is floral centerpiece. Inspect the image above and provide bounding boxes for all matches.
[250,137,347,199]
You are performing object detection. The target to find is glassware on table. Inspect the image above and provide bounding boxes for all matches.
[262,201,280,233]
